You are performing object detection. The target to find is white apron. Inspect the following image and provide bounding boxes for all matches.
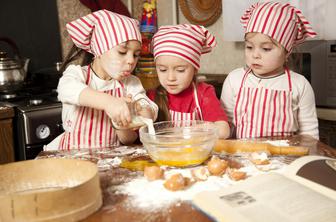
[58,65,122,150]
[233,67,294,138]
[169,83,203,121]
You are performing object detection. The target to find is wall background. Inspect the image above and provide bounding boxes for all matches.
[56,0,245,75]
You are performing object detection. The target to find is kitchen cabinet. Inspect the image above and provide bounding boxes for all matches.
[318,119,336,148]
[317,108,336,148]
[0,106,15,164]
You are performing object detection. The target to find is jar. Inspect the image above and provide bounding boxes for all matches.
[112,98,152,130]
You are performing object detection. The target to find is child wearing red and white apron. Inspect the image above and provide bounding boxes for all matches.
[45,10,158,150]
[220,2,319,139]
[148,24,230,139]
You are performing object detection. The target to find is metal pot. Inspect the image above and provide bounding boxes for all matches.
[0,38,29,88]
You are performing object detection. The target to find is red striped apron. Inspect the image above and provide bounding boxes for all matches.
[58,65,122,150]
[233,67,294,139]
[170,83,203,122]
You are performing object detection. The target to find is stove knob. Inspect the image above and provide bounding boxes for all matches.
[36,124,51,139]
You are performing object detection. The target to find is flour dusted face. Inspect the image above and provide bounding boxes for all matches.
[97,40,141,80]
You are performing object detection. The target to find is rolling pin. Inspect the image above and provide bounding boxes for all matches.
[214,139,309,156]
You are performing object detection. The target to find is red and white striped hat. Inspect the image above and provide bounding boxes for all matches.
[66,10,141,56]
[241,1,317,52]
[152,24,216,69]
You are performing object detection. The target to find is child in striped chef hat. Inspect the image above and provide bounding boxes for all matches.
[220,2,319,139]
[46,10,158,150]
[148,24,231,139]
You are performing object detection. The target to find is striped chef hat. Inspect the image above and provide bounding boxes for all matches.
[66,10,141,56]
[241,1,317,52]
[152,24,216,69]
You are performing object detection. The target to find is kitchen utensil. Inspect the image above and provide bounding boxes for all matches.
[0,37,29,89]
[139,120,219,167]
[0,158,102,222]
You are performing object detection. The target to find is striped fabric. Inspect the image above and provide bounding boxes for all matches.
[66,9,141,56]
[234,67,294,138]
[58,65,122,150]
[152,24,216,69]
[241,1,316,52]
[169,83,203,122]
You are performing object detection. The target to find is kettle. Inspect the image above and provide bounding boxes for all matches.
[0,37,29,87]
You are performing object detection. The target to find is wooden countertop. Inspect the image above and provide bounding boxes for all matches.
[37,135,336,222]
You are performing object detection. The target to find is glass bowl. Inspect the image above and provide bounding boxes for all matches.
[139,120,219,167]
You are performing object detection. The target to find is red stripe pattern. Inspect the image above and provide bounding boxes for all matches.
[234,68,294,139]
[240,2,316,52]
[152,24,216,69]
[58,66,120,150]
[66,10,141,56]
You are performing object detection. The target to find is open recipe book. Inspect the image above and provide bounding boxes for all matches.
[192,155,336,222]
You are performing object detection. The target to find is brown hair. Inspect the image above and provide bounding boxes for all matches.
[154,85,170,121]
[154,76,198,121]
[59,44,93,73]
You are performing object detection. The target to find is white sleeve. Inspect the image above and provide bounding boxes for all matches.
[296,78,319,139]
[220,69,241,125]
[57,65,88,105]
[123,76,159,120]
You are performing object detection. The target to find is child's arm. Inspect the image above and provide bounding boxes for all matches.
[80,88,139,145]
[296,79,319,139]
[214,121,231,139]
[220,73,236,126]
[79,87,132,125]
[115,129,138,145]
[198,83,230,139]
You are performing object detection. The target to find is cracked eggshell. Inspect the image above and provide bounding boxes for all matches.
[207,156,228,176]
[191,167,210,181]
[144,165,164,181]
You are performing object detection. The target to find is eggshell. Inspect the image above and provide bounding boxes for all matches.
[207,156,228,176]
[227,168,247,181]
[191,167,209,181]
[144,166,164,181]
[163,173,186,191]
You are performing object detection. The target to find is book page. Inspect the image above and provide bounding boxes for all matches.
[193,173,336,222]
[283,155,336,196]
[284,155,332,175]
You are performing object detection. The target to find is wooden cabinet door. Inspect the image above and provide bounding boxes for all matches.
[0,108,15,164]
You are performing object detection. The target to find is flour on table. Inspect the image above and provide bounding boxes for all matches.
[114,157,288,211]
[97,157,122,170]
[264,140,289,147]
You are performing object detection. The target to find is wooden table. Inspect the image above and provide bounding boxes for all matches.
[38,135,336,222]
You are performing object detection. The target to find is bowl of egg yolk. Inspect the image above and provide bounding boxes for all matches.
[139,120,219,167]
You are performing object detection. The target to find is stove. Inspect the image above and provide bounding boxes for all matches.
[0,84,63,160]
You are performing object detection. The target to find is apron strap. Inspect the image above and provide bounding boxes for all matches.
[193,82,203,120]
[234,67,251,126]
[86,64,91,85]
[285,66,292,91]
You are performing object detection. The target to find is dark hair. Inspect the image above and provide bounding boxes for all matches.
[59,44,94,73]
[154,85,170,121]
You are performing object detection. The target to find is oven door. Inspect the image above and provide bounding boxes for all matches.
[15,104,63,160]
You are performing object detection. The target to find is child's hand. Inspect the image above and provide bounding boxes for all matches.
[105,96,132,127]
[134,99,154,120]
